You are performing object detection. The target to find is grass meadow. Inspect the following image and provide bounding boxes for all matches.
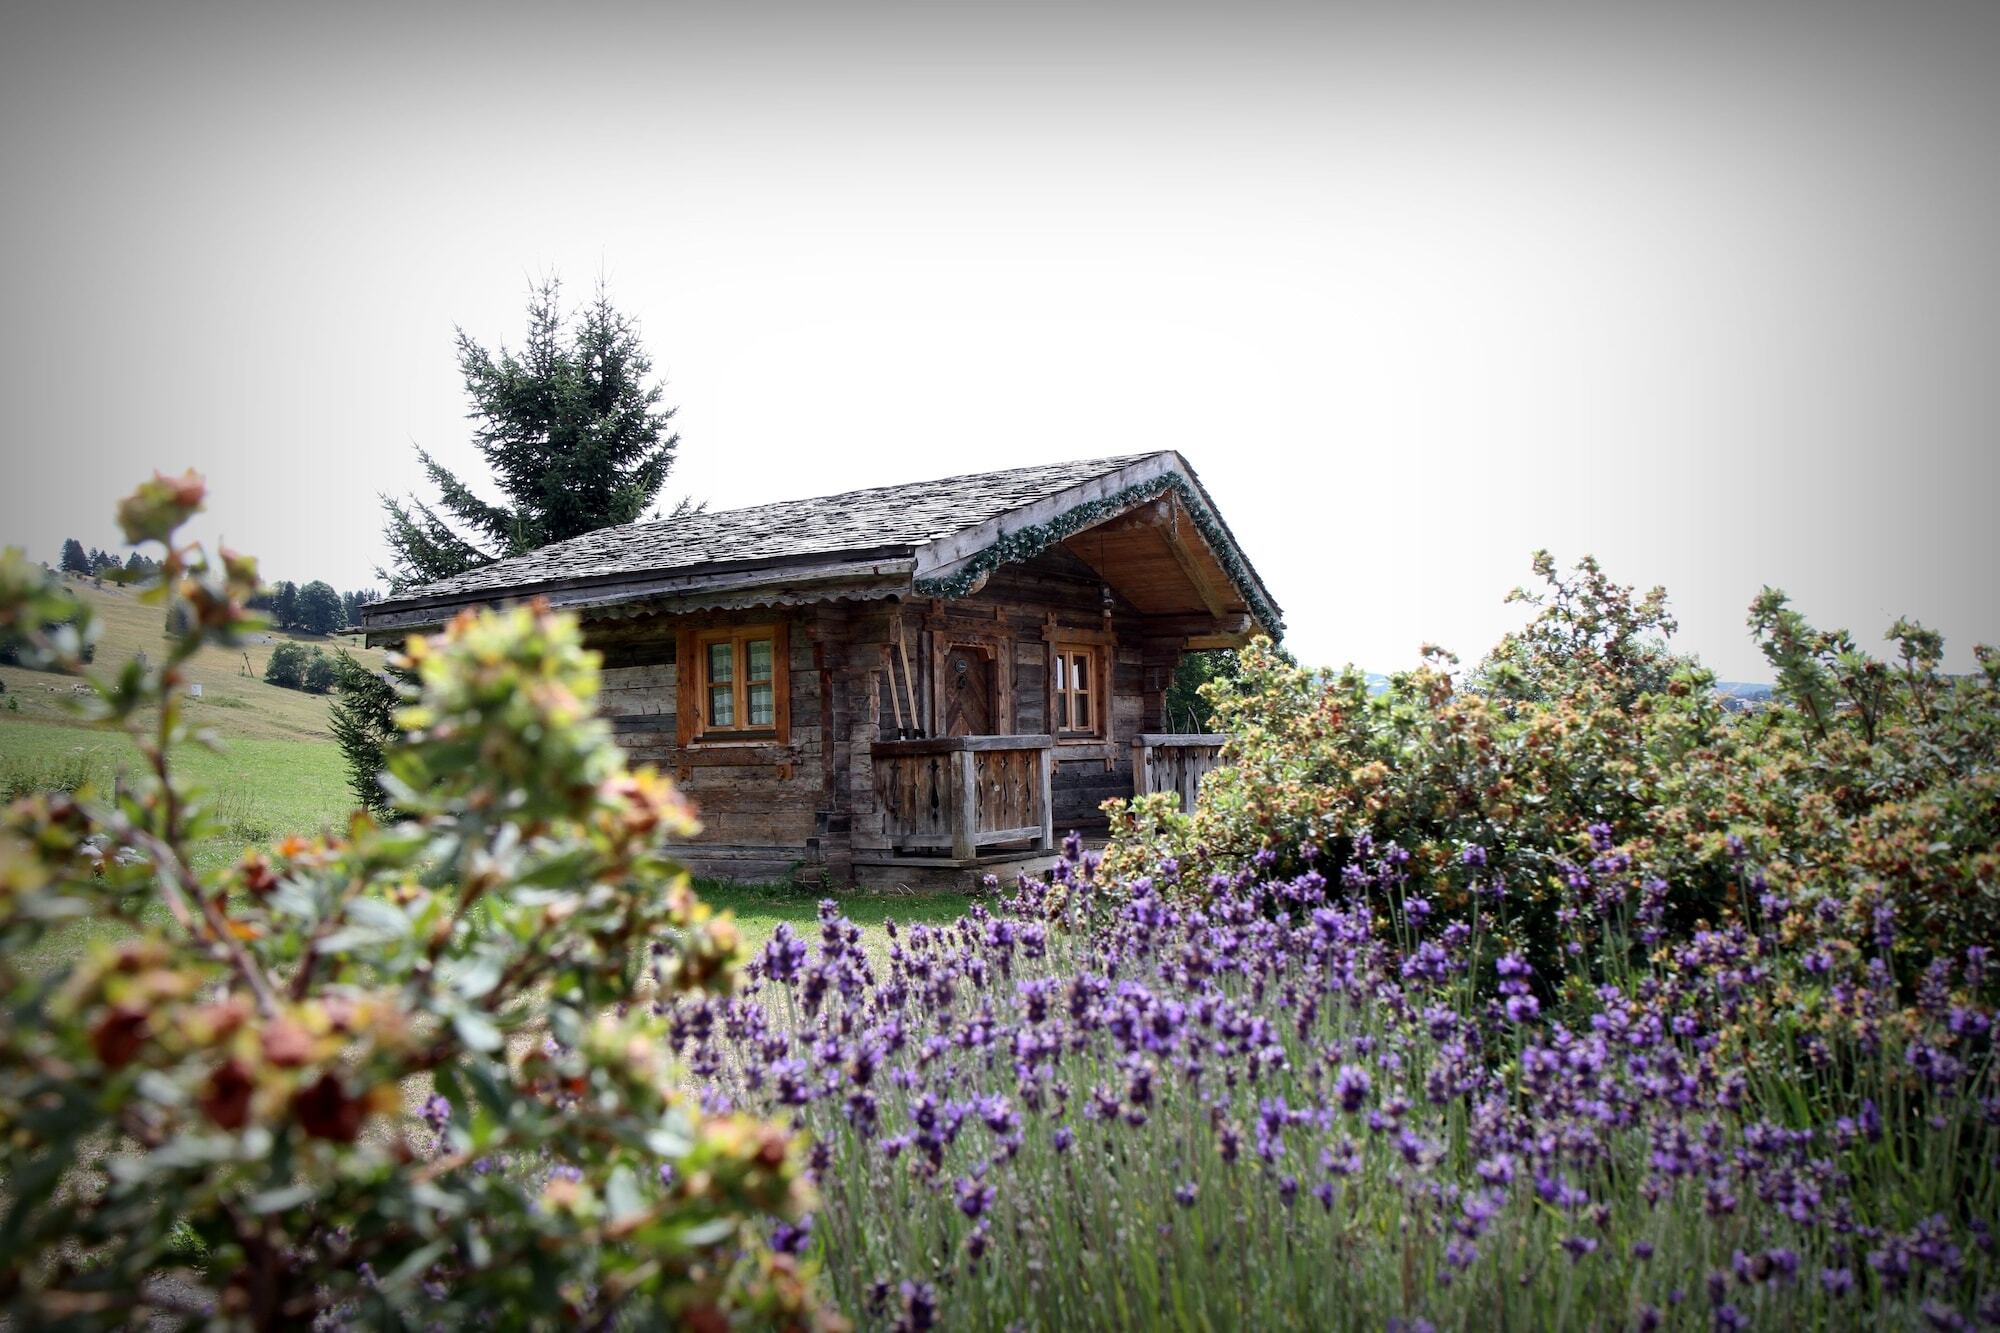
[1,577,970,974]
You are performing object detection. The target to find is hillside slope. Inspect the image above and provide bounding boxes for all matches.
[0,574,389,742]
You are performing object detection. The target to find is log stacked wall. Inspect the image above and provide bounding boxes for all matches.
[585,544,1188,882]
[587,608,830,884]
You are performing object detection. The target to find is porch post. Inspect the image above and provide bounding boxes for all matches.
[952,747,978,861]
[1036,744,1055,852]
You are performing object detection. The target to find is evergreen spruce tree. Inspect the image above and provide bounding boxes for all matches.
[60,539,89,575]
[328,652,404,814]
[271,580,299,630]
[352,276,687,814]
[378,275,683,592]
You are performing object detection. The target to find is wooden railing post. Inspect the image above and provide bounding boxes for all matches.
[1129,734,1229,812]
[952,748,978,861]
[1036,744,1054,851]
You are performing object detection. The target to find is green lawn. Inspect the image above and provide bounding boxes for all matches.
[2,715,972,977]
[697,880,974,957]
[0,719,354,865]
[0,572,388,741]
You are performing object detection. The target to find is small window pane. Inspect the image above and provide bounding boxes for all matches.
[708,642,734,683]
[1072,653,1090,693]
[748,681,775,727]
[746,638,773,679]
[708,683,735,726]
[1073,692,1090,731]
[1053,655,1065,690]
[1055,693,1068,729]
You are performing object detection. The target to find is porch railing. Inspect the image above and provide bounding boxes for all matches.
[1132,733,1230,813]
[871,735,1055,860]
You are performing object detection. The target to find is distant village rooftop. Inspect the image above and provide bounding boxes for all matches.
[362,451,1281,642]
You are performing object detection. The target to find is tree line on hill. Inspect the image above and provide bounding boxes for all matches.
[60,539,160,584]
[249,581,381,637]
[55,537,379,637]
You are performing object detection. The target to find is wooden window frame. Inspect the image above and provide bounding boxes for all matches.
[677,622,789,746]
[1048,639,1107,743]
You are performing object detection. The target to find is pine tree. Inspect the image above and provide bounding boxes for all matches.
[341,589,382,629]
[378,276,682,592]
[271,581,299,630]
[60,539,89,575]
[328,652,404,814]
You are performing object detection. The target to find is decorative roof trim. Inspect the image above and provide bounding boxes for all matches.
[912,459,1283,637]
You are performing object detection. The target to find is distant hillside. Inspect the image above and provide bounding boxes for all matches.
[0,574,387,743]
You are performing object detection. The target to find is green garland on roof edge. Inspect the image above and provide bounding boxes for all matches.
[911,473,1284,637]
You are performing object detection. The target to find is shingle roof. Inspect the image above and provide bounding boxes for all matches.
[387,454,1156,604]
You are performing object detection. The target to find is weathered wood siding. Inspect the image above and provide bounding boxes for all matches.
[585,546,1186,882]
[586,608,828,883]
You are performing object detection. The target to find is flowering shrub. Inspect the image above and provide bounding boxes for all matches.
[0,475,831,1328]
[1101,553,2000,1000]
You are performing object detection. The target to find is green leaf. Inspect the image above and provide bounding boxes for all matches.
[410,1182,463,1214]
[449,955,505,1001]
[453,1009,504,1053]
[678,1217,736,1247]
[248,1183,318,1214]
[606,1166,645,1223]
[382,1238,451,1290]
[347,896,411,933]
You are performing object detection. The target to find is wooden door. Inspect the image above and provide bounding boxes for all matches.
[943,646,995,737]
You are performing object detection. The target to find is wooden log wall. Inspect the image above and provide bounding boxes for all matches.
[583,542,1201,882]
[586,606,831,884]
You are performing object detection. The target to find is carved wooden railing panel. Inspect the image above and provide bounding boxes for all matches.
[872,734,1055,859]
[1132,733,1230,813]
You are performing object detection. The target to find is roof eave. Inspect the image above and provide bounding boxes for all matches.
[360,555,917,641]
[911,449,1285,637]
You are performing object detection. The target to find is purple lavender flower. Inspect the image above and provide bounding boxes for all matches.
[1334,1064,1371,1112]
[954,1176,996,1220]
[897,1279,937,1333]
[771,1213,813,1255]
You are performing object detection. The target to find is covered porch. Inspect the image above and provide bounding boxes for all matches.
[853,730,1229,888]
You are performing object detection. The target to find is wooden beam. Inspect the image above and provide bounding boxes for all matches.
[952,749,978,860]
[1036,745,1055,852]
[1136,612,1254,639]
[1162,508,1227,617]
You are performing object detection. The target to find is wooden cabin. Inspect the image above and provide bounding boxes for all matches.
[360,452,1281,887]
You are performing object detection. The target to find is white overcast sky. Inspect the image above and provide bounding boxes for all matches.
[2,0,1995,681]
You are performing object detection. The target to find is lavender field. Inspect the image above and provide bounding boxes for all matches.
[683,832,1995,1330]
